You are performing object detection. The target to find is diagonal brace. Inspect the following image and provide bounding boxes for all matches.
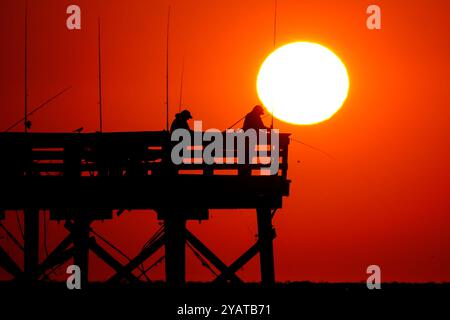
[185,229,242,284]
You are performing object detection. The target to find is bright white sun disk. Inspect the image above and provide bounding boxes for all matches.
[257,42,349,125]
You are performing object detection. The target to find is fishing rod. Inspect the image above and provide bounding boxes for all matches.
[165,6,171,131]
[178,55,185,112]
[270,0,278,130]
[273,0,278,48]
[4,86,72,132]
[229,1,278,130]
[226,112,334,159]
[24,0,28,133]
[290,137,335,160]
[227,113,271,130]
[98,18,103,133]
[227,115,246,130]
[226,114,334,159]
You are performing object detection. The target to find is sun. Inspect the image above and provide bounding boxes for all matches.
[257,42,349,125]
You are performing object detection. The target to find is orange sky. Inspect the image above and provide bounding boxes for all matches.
[1,0,450,282]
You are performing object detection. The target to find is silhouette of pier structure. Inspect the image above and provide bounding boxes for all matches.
[0,131,290,287]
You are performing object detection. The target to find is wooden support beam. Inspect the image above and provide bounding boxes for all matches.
[213,222,275,282]
[214,241,261,283]
[40,248,74,280]
[257,207,275,286]
[1,176,287,211]
[0,246,22,277]
[185,230,242,284]
[72,217,90,288]
[89,237,141,285]
[107,233,165,284]
[23,208,39,282]
[0,222,24,251]
[164,217,186,286]
[34,234,73,279]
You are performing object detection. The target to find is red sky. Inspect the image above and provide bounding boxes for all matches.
[1,0,450,282]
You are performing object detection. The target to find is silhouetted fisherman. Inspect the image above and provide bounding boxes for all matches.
[170,109,192,133]
[165,109,193,175]
[243,105,269,131]
[239,105,270,176]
